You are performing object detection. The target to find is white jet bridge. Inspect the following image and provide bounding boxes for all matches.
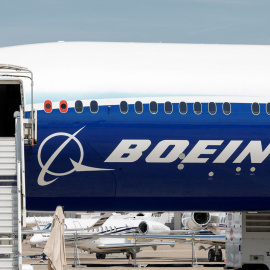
[0,65,37,270]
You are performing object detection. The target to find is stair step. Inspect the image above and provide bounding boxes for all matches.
[0,210,18,215]
[0,187,17,194]
[0,239,15,246]
[0,215,18,220]
[0,206,18,214]
[0,163,16,170]
[0,170,16,176]
[0,146,16,151]
[0,233,18,238]
[0,245,18,253]
[0,180,16,185]
[0,152,16,158]
[0,213,18,219]
[0,238,13,241]
[0,258,18,267]
[0,200,17,207]
[0,194,18,200]
[0,219,18,226]
[0,227,18,234]
[0,204,18,210]
[0,158,16,164]
[0,140,15,146]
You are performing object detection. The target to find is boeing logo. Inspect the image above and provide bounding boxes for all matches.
[37,127,113,186]
[38,127,270,186]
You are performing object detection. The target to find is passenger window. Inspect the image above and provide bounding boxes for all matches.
[59,100,68,113]
[44,100,52,113]
[194,102,202,115]
[252,102,260,115]
[165,101,172,114]
[208,102,216,115]
[120,101,128,114]
[135,101,143,114]
[150,101,158,114]
[90,100,98,113]
[179,102,187,114]
[223,102,231,115]
[267,103,270,115]
[75,100,83,113]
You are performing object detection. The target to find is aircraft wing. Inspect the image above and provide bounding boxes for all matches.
[97,242,175,250]
[64,233,224,244]
[169,235,225,245]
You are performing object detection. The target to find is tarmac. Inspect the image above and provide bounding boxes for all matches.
[22,240,225,270]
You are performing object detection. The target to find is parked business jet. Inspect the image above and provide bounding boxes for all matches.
[29,212,174,259]
[181,212,226,261]
[0,42,270,212]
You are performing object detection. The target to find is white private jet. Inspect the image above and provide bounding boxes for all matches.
[29,212,174,259]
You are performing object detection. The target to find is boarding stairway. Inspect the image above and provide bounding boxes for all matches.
[0,65,37,270]
[0,138,19,269]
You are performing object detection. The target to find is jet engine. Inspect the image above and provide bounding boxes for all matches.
[138,221,170,235]
[182,212,210,231]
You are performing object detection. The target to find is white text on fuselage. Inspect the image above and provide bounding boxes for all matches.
[105,140,270,163]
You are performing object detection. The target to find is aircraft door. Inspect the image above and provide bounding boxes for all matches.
[0,83,21,137]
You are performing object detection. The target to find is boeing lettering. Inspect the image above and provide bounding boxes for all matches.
[105,139,270,164]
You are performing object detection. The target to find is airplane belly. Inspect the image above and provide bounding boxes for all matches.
[25,103,270,211]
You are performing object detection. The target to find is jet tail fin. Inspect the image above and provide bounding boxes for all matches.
[87,212,112,231]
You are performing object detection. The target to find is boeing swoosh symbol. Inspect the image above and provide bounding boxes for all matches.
[37,127,114,186]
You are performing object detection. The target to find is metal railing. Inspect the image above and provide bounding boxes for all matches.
[15,115,23,270]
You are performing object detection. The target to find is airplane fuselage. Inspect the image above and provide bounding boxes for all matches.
[1,41,270,211]
[25,99,270,211]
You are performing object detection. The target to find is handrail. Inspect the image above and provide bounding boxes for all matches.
[15,116,22,270]
[17,160,22,270]
[20,108,26,227]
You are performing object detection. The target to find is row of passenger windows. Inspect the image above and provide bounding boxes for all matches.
[44,100,265,115]
[120,101,231,115]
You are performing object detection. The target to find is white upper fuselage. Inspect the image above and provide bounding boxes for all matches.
[0,42,269,105]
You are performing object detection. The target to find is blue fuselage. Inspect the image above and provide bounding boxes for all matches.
[25,102,270,211]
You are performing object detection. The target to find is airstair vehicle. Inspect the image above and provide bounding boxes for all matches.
[0,65,36,270]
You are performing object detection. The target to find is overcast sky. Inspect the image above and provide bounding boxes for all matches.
[0,0,269,47]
